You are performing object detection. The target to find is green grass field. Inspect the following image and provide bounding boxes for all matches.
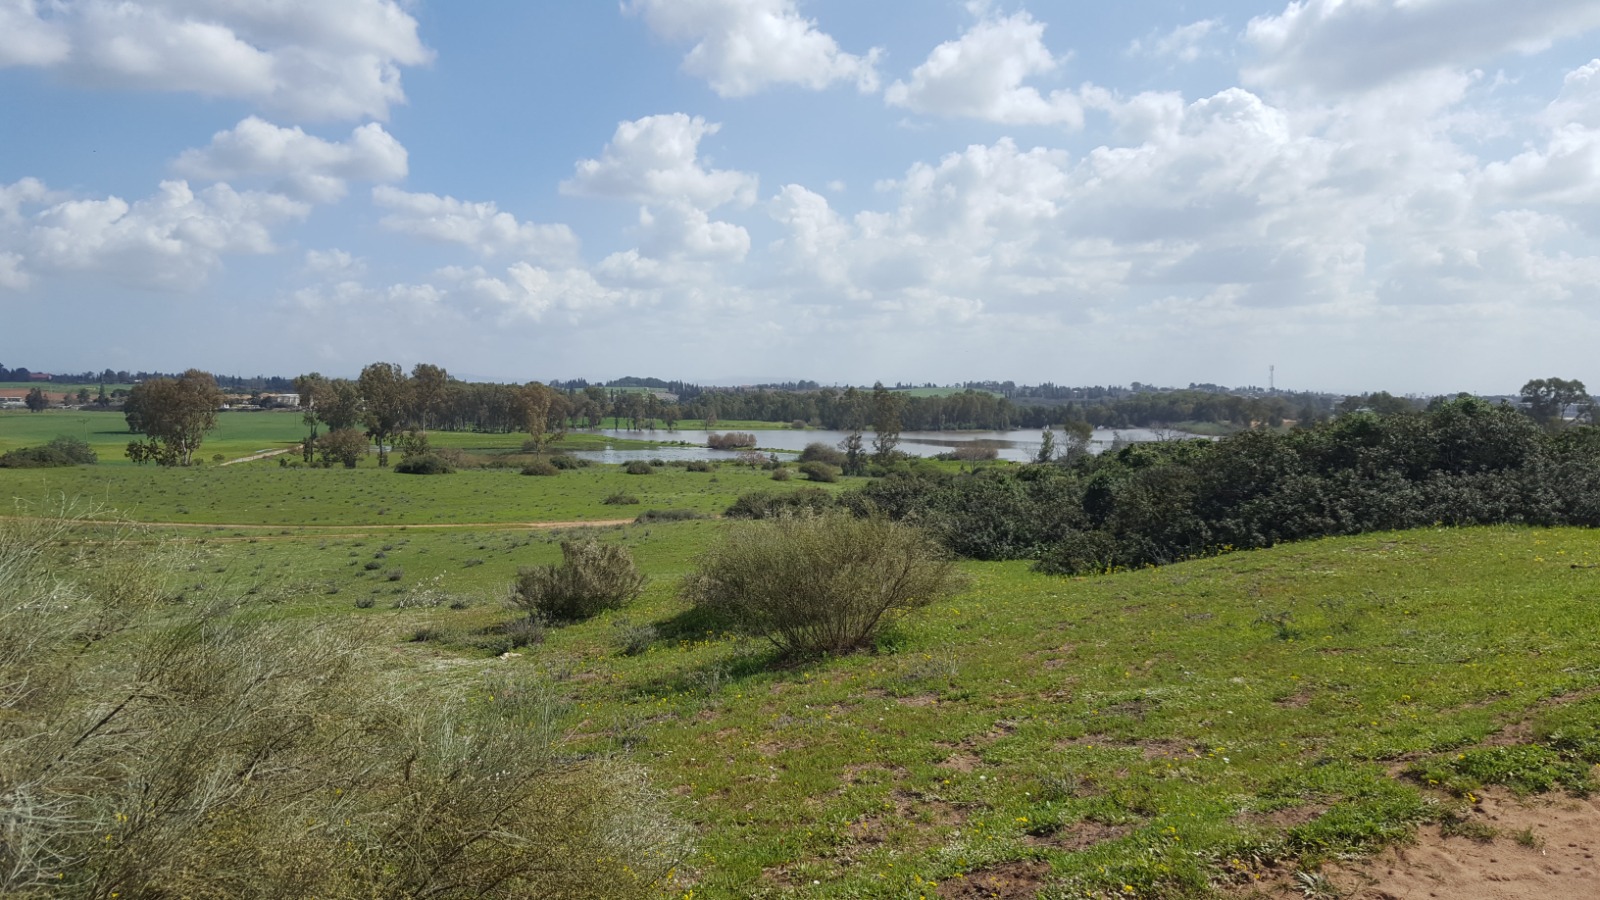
[8,446,1599,898]
[0,459,841,526]
[0,409,307,462]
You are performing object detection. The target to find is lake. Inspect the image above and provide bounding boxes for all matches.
[567,427,1180,464]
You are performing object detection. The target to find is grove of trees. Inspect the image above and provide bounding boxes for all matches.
[122,370,225,466]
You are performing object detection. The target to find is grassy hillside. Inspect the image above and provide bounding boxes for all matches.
[493,524,1599,898]
[44,515,1596,898]
[6,445,1598,898]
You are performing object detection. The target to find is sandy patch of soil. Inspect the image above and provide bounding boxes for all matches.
[1235,789,1600,900]
[937,861,1051,899]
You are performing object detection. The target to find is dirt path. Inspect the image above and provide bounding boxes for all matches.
[220,447,295,466]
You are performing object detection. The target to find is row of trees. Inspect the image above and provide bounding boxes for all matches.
[293,364,566,467]
[112,362,1597,469]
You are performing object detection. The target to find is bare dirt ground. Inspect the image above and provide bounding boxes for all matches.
[220,447,295,466]
[1235,788,1600,900]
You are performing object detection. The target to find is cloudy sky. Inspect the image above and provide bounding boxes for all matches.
[3,0,1599,392]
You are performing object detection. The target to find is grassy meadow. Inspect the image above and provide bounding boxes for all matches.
[5,428,1599,898]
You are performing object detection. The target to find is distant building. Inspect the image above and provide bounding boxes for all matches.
[27,372,52,381]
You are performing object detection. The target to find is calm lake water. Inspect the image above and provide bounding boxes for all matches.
[569,427,1175,464]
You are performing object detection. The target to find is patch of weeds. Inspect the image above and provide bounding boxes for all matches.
[465,617,547,655]
[1254,610,1302,641]
[1293,870,1343,899]
[363,560,382,570]
[1287,784,1431,854]
[1408,744,1595,797]
[353,597,375,609]
[1513,826,1543,849]
[1532,697,1600,762]
[611,617,658,656]
[602,492,641,506]
[1438,813,1497,843]
[385,568,404,582]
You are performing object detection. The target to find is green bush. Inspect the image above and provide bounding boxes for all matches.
[771,467,791,481]
[510,539,648,622]
[0,436,99,468]
[686,460,715,472]
[395,453,454,475]
[623,460,654,475]
[798,442,846,467]
[798,461,838,483]
[681,513,966,655]
[603,492,641,506]
[521,459,560,476]
[724,488,836,519]
[548,454,588,469]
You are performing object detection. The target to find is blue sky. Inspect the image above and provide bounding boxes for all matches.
[3,0,1600,392]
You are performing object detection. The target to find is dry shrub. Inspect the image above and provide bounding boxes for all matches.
[681,513,966,655]
[510,539,648,622]
[0,515,687,900]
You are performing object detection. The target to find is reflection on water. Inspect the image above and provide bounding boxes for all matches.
[568,427,1179,464]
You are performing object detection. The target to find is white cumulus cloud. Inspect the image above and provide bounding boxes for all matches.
[0,0,69,65]
[886,10,1082,126]
[303,248,365,276]
[634,201,749,262]
[626,0,880,97]
[563,114,757,209]
[3,178,309,290]
[371,187,581,265]
[174,117,408,202]
[1245,0,1600,97]
[0,0,432,120]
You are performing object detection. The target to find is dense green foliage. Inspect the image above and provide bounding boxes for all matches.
[0,436,97,468]
[123,369,226,466]
[723,398,1600,574]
